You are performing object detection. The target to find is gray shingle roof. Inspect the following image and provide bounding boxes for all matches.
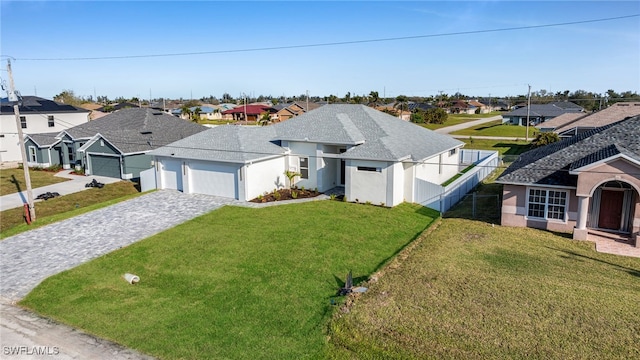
[26,132,60,147]
[1,96,89,114]
[64,108,206,154]
[504,102,583,118]
[497,116,640,187]
[273,104,463,161]
[151,104,463,164]
[149,125,287,163]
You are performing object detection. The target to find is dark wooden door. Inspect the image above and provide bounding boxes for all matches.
[598,190,624,230]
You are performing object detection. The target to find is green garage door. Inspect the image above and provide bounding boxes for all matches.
[90,155,121,178]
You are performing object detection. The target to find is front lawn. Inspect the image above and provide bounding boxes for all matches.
[421,112,502,130]
[1,181,141,238]
[0,168,69,196]
[461,139,531,156]
[328,218,640,359]
[20,201,438,359]
[452,120,538,138]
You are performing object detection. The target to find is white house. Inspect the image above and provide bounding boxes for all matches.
[147,104,465,207]
[0,96,90,163]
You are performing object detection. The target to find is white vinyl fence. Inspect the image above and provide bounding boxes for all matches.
[415,149,499,212]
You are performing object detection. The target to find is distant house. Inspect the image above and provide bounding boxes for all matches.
[450,100,475,115]
[221,104,275,122]
[0,96,90,163]
[496,115,640,245]
[467,100,489,114]
[191,106,222,120]
[148,104,466,207]
[536,102,640,138]
[502,102,584,126]
[273,102,321,122]
[39,108,206,179]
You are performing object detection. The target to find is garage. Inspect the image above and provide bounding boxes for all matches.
[188,160,238,198]
[160,158,183,191]
[89,154,121,178]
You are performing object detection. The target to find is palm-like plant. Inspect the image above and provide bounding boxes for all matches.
[395,95,408,118]
[258,112,271,126]
[368,91,380,107]
[192,107,202,122]
[180,105,192,120]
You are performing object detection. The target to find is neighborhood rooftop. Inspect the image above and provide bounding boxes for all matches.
[61,108,207,154]
[151,104,464,163]
[497,115,640,187]
[0,96,89,114]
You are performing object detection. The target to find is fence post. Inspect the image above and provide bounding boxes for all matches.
[472,191,476,218]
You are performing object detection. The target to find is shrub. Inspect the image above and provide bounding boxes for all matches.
[330,194,336,201]
[273,190,281,201]
[291,190,298,199]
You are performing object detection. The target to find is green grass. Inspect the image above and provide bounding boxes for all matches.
[420,112,502,130]
[1,181,142,239]
[0,168,69,196]
[441,164,476,187]
[328,218,640,359]
[462,139,531,157]
[452,120,538,138]
[20,201,439,359]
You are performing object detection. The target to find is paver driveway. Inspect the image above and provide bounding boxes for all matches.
[0,190,236,302]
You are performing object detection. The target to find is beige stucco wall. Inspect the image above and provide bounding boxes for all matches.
[575,158,640,237]
[575,158,640,196]
[501,184,578,234]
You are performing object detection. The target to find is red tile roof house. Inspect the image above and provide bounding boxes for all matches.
[221,104,275,122]
[496,115,640,247]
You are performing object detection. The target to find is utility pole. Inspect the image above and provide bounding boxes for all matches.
[526,84,531,141]
[7,59,36,222]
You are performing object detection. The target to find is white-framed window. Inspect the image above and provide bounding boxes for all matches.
[48,115,55,127]
[20,116,27,129]
[527,188,568,221]
[299,157,309,179]
[28,146,37,162]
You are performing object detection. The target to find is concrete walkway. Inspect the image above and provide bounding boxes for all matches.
[1,301,154,360]
[0,171,122,211]
[434,115,503,134]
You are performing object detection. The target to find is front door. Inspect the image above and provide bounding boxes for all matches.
[598,190,624,230]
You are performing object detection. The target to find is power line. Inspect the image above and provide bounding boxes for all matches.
[6,14,638,61]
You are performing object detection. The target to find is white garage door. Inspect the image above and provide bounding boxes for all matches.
[189,160,238,198]
[160,158,183,191]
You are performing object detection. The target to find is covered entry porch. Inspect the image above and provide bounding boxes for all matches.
[573,158,640,247]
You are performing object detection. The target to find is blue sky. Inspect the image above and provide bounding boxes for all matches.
[1,1,638,101]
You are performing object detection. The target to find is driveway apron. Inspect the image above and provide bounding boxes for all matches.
[0,190,236,302]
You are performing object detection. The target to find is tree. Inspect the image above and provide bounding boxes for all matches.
[425,108,448,124]
[270,98,279,106]
[180,105,192,120]
[192,107,202,122]
[394,95,408,118]
[53,90,82,106]
[531,132,560,147]
[368,91,379,107]
[258,112,271,126]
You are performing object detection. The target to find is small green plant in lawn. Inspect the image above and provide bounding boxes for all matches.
[291,190,298,199]
[330,194,337,201]
[71,167,85,175]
